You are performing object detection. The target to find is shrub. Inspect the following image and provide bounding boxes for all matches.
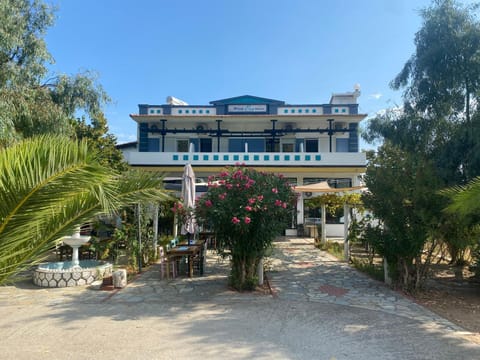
[196,165,296,290]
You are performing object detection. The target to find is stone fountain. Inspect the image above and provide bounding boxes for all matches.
[33,228,112,288]
[62,228,90,268]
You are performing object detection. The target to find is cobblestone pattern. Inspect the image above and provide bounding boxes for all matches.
[268,237,466,333]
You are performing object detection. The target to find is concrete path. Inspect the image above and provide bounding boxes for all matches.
[0,237,478,359]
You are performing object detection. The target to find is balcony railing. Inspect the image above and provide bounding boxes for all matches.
[124,151,366,167]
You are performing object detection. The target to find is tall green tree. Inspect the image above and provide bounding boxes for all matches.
[0,136,170,284]
[391,0,480,180]
[362,143,444,290]
[362,0,480,289]
[0,0,54,88]
[0,0,120,160]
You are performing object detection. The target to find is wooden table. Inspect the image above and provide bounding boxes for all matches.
[166,244,202,278]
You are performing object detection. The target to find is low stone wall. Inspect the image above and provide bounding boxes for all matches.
[33,262,112,288]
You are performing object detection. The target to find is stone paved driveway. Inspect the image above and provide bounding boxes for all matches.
[0,237,478,360]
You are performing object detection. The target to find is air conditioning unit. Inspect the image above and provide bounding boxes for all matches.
[196,123,208,131]
[334,122,346,130]
[284,123,296,131]
[150,124,158,131]
[304,192,313,198]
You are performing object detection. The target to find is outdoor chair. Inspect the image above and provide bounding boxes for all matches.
[192,241,208,276]
[160,245,177,279]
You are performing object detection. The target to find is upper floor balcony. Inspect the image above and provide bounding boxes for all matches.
[123,151,366,168]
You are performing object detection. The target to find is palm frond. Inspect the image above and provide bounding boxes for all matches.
[0,137,172,284]
[442,177,480,215]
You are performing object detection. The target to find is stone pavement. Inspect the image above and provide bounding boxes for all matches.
[268,237,464,333]
[0,237,479,360]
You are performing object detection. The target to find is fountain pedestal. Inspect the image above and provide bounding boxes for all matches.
[62,230,90,267]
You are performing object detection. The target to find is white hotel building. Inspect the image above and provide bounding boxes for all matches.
[121,88,367,235]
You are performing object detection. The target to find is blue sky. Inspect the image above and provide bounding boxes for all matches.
[45,0,434,147]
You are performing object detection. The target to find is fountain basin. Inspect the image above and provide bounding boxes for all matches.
[33,260,112,288]
[62,236,90,247]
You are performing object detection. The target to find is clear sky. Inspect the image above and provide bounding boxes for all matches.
[45,0,434,147]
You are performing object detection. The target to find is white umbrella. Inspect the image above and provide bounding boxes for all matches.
[181,163,197,236]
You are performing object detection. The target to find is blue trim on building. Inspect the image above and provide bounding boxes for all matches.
[348,123,359,152]
[348,104,358,115]
[139,123,149,152]
[148,138,160,152]
[210,95,285,105]
[139,105,149,115]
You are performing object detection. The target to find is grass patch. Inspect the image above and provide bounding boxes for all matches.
[317,240,344,259]
[351,257,384,282]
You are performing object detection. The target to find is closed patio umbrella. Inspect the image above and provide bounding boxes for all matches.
[181,163,197,238]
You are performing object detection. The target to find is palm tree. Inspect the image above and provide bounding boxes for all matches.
[0,136,170,284]
[444,176,480,216]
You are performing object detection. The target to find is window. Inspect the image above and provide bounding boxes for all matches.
[178,109,183,114]
[305,139,318,152]
[336,138,349,152]
[200,138,212,152]
[192,109,196,114]
[176,139,189,152]
[282,141,295,152]
[156,109,161,114]
[312,109,317,113]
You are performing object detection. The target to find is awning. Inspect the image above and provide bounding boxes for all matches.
[294,181,366,193]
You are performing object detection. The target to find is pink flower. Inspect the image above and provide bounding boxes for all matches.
[275,199,282,206]
[245,206,252,211]
[226,183,233,189]
[205,200,213,207]
[272,188,278,194]
[244,217,251,224]
[248,198,256,204]
[257,195,264,201]
[220,171,229,178]
[232,217,240,224]
[219,193,226,200]
[282,202,287,208]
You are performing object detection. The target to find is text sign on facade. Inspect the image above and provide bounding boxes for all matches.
[227,104,267,113]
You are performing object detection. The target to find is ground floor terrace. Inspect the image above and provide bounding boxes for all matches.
[0,237,478,359]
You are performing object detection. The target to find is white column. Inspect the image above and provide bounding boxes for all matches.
[153,203,159,253]
[173,212,178,238]
[321,203,326,244]
[297,193,304,229]
[343,203,350,260]
[384,257,392,285]
[257,258,264,285]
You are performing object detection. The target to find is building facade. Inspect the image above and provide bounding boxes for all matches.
[122,89,367,234]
